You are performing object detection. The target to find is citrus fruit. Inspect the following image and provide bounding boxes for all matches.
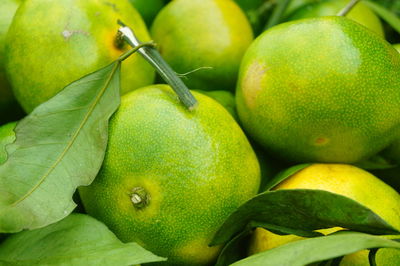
[236,16,400,163]
[0,0,23,123]
[79,85,261,265]
[5,0,154,113]
[249,164,400,265]
[150,0,253,91]
[286,0,384,37]
[128,0,165,26]
[0,121,16,164]
[195,89,237,120]
[394,44,400,53]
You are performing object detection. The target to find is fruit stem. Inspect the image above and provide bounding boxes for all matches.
[265,0,290,30]
[130,187,150,209]
[117,23,198,111]
[117,42,156,62]
[337,0,361,16]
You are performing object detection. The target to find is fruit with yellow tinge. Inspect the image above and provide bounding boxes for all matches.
[249,164,400,265]
[286,0,384,37]
[151,0,253,92]
[5,0,154,113]
[236,16,400,163]
[79,85,261,265]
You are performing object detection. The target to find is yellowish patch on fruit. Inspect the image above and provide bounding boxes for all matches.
[174,237,222,265]
[242,62,268,109]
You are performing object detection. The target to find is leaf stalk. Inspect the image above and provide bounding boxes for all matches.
[117,24,198,110]
[337,0,362,16]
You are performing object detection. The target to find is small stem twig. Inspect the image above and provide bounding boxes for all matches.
[337,0,361,16]
[118,42,156,62]
[265,0,291,30]
[117,23,198,110]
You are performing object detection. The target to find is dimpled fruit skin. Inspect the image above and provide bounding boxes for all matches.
[79,85,260,266]
[236,16,400,163]
[5,0,154,113]
[287,0,384,37]
[0,122,16,164]
[249,164,400,265]
[151,0,253,92]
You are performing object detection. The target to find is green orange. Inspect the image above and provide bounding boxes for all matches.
[151,0,253,91]
[249,164,400,265]
[236,16,400,163]
[5,0,154,113]
[79,85,260,265]
[286,0,384,37]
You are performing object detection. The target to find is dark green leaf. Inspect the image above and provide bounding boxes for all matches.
[0,213,165,265]
[263,164,310,191]
[215,230,252,266]
[0,62,121,233]
[230,232,400,266]
[363,1,400,34]
[368,248,379,266]
[210,189,399,246]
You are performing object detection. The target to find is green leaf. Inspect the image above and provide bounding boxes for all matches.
[0,213,165,265]
[363,0,400,34]
[215,230,252,266]
[0,62,121,233]
[263,164,310,191]
[210,189,399,246]
[369,0,400,16]
[230,232,400,266]
[0,122,17,164]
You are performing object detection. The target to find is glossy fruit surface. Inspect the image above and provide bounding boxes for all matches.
[236,16,400,163]
[79,85,260,265]
[249,164,400,265]
[195,89,237,120]
[5,0,154,113]
[287,0,384,37]
[151,0,253,92]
